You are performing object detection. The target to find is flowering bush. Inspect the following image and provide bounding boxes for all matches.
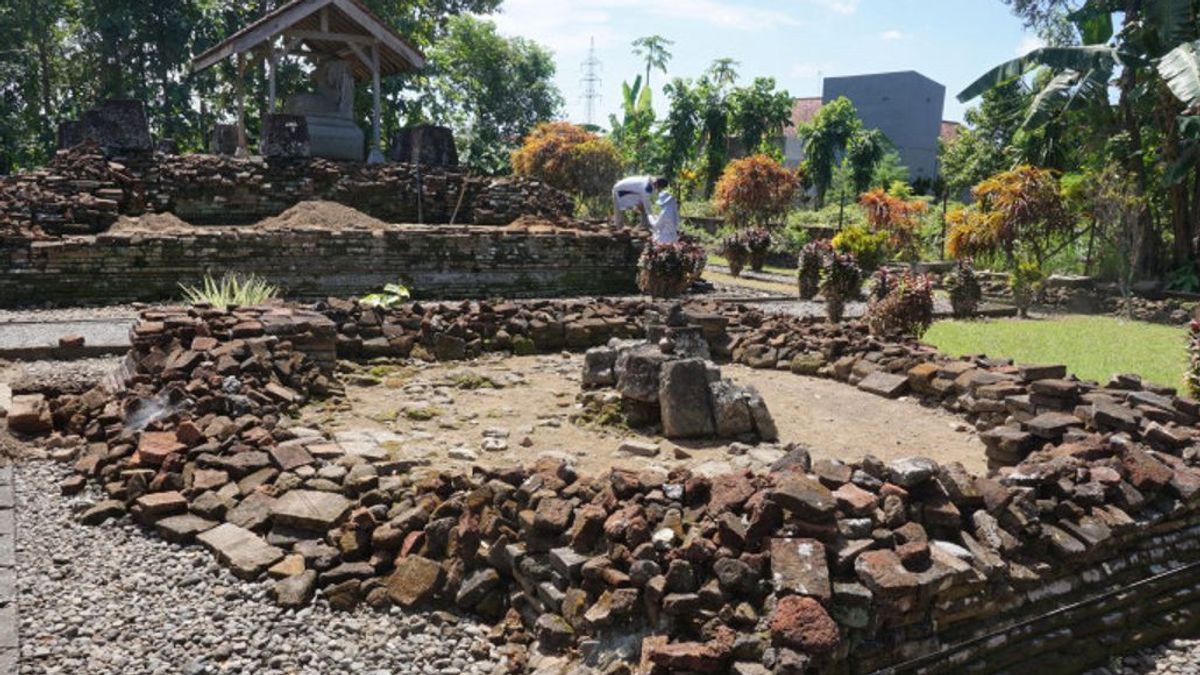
[867,271,935,338]
[820,251,863,323]
[945,258,982,319]
[859,188,928,262]
[713,154,800,229]
[721,234,751,277]
[637,241,707,297]
[797,239,829,300]
[1188,320,1200,399]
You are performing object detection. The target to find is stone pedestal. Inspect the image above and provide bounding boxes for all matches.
[210,125,239,156]
[57,121,85,150]
[261,114,311,159]
[304,114,364,162]
[82,100,152,154]
[389,125,458,167]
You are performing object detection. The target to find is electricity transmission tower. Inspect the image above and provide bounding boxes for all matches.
[581,37,602,126]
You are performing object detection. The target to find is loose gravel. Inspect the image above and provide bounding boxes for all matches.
[15,460,506,675]
[1088,639,1200,675]
[1,358,123,396]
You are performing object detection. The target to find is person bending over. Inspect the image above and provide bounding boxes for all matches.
[612,175,668,228]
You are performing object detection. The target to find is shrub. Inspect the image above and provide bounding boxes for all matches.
[945,259,982,319]
[869,267,895,302]
[867,271,935,338]
[1009,260,1045,318]
[721,234,751,277]
[945,165,1070,266]
[859,188,928,263]
[831,224,888,272]
[745,227,772,271]
[512,122,624,200]
[179,272,278,310]
[637,241,707,297]
[797,239,829,300]
[820,251,863,323]
[360,281,412,309]
[713,154,801,230]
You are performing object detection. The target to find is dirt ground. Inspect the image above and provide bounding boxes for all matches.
[300,353,988,477]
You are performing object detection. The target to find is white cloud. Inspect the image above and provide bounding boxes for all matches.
[491,0,801,56]
[1016,34,1046,56]
[881,30,905,41]
[808,0,860,14]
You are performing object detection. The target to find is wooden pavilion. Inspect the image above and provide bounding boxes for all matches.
[192,0,426,162]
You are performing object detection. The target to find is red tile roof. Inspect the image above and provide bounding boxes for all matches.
[787,97,824,139]
[940,121,963,143]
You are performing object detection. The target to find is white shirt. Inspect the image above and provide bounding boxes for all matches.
[650,193,680,243]
[613,175,655,212]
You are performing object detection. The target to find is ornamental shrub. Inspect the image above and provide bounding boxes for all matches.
[1188,320,1200,399]
[745,227,772,271]
[1009,260,1045,318]
[831,224,888,273]
[637,241,707,297]
[512,122,623,200]
[797,239,829,300]
[866,271,935,338]
[945,258,982,319]
[721,234,750,277]
[820,251,863,323]
[713,154,800,230]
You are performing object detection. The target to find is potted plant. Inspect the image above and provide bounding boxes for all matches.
[820,251,863,323]
[637,241,707,298]
[745,227,772,272]
[721,234,750,277]
[797,239,828,300]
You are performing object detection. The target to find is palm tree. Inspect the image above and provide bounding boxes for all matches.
[707,58,740,92]
[632,35,674,89]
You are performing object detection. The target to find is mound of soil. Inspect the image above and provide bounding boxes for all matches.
[109,212,196,234]
[256,200,392,230]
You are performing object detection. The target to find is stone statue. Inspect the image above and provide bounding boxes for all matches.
[284,59,356,119]
[282,58,364,162]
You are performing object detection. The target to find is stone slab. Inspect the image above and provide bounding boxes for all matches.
[197,523,284,580]
[270,490,352,531]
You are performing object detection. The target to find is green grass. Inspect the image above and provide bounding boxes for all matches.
[707,254,796,276]
[924,315,1187,389]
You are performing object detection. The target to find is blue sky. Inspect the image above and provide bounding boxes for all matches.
[489,0,1045,126]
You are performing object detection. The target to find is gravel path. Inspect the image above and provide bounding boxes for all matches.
[15,461,505,675]
[1,358,123,396]
[1088,639,1200,675]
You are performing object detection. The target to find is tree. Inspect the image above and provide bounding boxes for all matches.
[659,78,702,182]
[728,77,793,154]
[707,58,740,92]
[859,188,928,263]
[609,75,655,172]
[712,154,800,229]
[697,77,731,195]
[800,96,862,206]
[632,35,673,90]
[945,165,1072,268]
[960,0,1200,275]
[419,16,562,173]
[511,122,623,204]
[846,128,890,193]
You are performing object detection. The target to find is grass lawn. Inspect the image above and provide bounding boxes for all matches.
[707,254,796,277]
[924,314,1187,389]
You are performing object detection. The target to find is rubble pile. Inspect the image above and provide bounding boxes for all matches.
[27,301,1200,673]
[581,308,779,442]
[0,141,138,238]
[716,307,1200,470]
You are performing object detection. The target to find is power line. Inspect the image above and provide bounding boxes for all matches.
[580,37,602,126]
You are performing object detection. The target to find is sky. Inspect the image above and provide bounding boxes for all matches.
[487,0,1046,127]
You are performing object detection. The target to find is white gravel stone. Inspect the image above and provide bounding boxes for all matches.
[16,460,505,675]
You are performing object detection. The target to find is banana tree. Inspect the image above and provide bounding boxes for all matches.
[959,0,1200,272]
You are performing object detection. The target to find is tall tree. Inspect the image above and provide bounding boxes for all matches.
[707,58,740,92]
[800,96,862,206]
[727,77,793,154]
[631,35,673,90]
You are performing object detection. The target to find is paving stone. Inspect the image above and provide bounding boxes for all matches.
[270,490,353,531]
[154,513,218,544]
[196,523,284,580]
[856,371,908,398]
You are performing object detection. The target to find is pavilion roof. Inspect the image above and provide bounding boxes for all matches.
[192,0,426,79]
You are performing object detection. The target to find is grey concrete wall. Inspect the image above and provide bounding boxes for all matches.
[822,71,946,182]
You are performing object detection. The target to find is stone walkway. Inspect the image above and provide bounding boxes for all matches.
[0,320,132,361]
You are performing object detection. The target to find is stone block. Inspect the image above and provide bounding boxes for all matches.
[197,523,284,580]
[270,490,352,531]
[261,114,310,158]
[659,359,715,438]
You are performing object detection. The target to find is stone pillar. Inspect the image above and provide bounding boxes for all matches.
[261,114,311,159]
[81,100,153,155]
[388,125,458,167]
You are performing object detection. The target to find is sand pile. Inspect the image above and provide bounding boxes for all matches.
[256,200,392,230]
[109,212,196,234]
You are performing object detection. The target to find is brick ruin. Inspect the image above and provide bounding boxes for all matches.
[9,297,1200,674]
[0,141,642,305]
